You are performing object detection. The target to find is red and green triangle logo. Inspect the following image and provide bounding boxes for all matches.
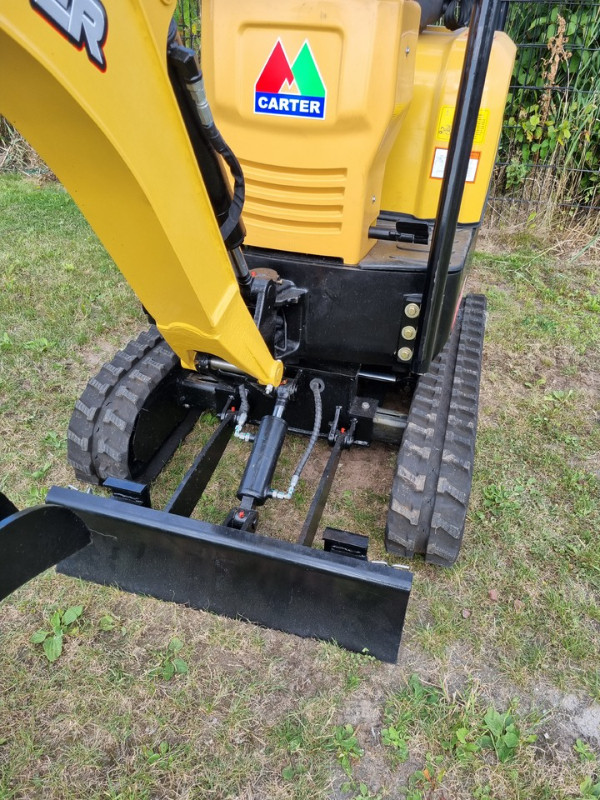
[255,39,326,119]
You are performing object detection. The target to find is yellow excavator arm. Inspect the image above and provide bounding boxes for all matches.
[0,0,282,386]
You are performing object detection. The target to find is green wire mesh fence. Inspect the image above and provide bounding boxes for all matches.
[493,0,600,220]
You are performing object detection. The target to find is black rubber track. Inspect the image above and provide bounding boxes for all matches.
[385,294,486,566]
[92,340,182,481]
[67,328,166,484]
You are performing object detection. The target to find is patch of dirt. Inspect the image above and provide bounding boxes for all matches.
[535,688,600,748]
[331,443,395,494]
[79,335,133,373]
[330,637,600,797]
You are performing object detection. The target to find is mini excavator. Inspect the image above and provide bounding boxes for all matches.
[0,0,515,661]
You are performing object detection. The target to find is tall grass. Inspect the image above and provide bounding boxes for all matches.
[0,118,49,176]
[496,1,600,217]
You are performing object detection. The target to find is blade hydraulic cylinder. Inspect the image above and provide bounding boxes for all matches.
[237,387,291,504]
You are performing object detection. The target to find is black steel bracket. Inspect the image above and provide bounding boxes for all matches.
[164,413,234,517]
[323,528,369,561]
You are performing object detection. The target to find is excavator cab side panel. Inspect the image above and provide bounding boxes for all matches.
[381,26,516,222]
[202,0,422,264]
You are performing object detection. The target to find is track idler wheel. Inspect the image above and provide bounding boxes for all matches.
[67,328,194,484]
[385,294,486,566]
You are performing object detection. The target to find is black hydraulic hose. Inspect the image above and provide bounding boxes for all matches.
[201,122,245,242]
[167,21,245,247]
[443,0,474,30]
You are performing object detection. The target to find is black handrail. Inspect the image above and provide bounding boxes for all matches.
[414,0,501,375]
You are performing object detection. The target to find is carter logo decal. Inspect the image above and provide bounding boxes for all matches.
[31,0,108,71]
[255,39,326,120]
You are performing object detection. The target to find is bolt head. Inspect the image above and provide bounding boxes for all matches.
[405,303,420,319]
[361,401,370,411]
[402,325,417,341]
[397,347,413,362]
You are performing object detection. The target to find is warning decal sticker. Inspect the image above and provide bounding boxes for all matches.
[431,148,480,183]
[437,106,490,144]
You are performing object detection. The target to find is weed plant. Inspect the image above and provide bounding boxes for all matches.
[497,2,600,215]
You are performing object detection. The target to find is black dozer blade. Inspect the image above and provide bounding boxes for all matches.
[49,487,412,663]
[0,501,90,601]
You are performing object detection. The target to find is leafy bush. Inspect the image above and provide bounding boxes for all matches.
[499,3,600,211]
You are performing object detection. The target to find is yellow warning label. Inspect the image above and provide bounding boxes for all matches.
[437,106,490,144]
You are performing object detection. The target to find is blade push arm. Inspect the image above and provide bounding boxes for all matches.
[0,0,282,386]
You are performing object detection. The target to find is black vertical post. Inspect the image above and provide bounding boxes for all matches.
[413,0,501,375]
[497,1,510,32]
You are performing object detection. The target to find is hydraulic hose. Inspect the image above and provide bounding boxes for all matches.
[293,379,324,482]
[270,379,324,501]
[234,385,255,442]
[198,111,245,242]
[443,0,474,30]
[167,22,246,247]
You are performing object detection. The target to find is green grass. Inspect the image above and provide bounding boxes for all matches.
[1,175,600,798]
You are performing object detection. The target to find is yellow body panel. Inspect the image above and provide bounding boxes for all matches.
[202,0,421,265]
[0,0,282,386]
[381,27,516,222]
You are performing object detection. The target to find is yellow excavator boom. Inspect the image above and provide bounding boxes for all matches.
[0,0,282,386]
